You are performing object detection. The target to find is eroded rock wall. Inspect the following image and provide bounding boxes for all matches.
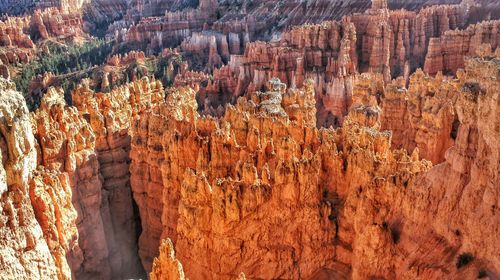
[150,239,186,280]
[196,20,358,127]
[351,70,457,164]
[130,77,432,278]
[133,55,499,279]
[32,87,111,279]
[0,77,167,279]
[72,77,164,278]
[424,20,500,75]
[0,77,60,279]
[0,7,83,66]
[116,0,218,53]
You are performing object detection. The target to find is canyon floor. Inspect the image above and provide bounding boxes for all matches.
[0,0,499,279]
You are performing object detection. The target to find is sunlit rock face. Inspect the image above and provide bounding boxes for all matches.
[0,77,163,279]
[182,0,488,130]
[424,20,500,75]
[32,87,113,279]
[0,0,498,279]
[351,70,457,165]
[134,55,499,280]
[72,77,164,278]
[129,77,430,278]
[0,78,56,279]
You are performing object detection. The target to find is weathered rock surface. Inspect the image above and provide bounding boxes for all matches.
[129,77,427,278]
[424,20,500,75]
[36,0,88,14]
[116,0,218,53]
[72,77,164,278]
[0,0,87,14]
[195,20,358,127]
[32,87,111,279]
[0,7,83,68]
[351,70,457,164]
[132,55,499,279]
[0,77,161,279]
[0,77,59,279]
[348,55,499,280]
[185,0,496,130]
[0,1,498,279]
[150,239,186,280]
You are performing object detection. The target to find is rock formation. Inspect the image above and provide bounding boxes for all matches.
[351,70,457,164]
[31,8,83,40]
[424,20,499,75]
[137,55,499,280]
[0,80,102,280]
[82,0,128,33]
[72,77,164,278]
[35,0,88,14]
[0,77,163,279]
[116,0,218,53]
[106,50,146,67]
[0,77,59,279]
[0,1,498,279]
[194,20,358,127]
[181,0,491,130]
[0,7,83,68]
[129,77,427,278]
[347,54,499,280]
[150,239,186,280]
[31,87,112,279]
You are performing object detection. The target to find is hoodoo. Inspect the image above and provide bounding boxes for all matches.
[0,0,498,279]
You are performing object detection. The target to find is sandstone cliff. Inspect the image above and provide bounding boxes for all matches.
[182,0,494,132]
[0,7,83,68]
[0,77,164,279]
[347,54,499,280]
[0,1,498,279]
[133,55,499,279]
[150,239,186,280]
[72,77,164,278]
[32,87,111,279]
[195,20,358,128]
[130,78,430,278]
[116,0,218,53]
[0,77,60,279]
[424,20,500,75]
[350,70,457,164]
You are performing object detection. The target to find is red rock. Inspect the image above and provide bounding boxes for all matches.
[424,20,500,75]
[150,239,186,280]
[73,77,164,278]
[136,56,499,280]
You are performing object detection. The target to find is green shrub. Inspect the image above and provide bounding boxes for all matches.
[14,39,113,110]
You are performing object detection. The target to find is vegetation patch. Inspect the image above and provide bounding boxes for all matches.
[14,39,113,110]
[456,253,474,269]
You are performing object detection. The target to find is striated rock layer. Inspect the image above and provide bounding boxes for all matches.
[0,77,168,279]
[424,20,500,75]
[72,77,164,278]
[0,77,61,279]
[132,55,499,279]
[186,0,497,130]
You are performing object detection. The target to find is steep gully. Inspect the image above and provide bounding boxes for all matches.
[0,0,498,279]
